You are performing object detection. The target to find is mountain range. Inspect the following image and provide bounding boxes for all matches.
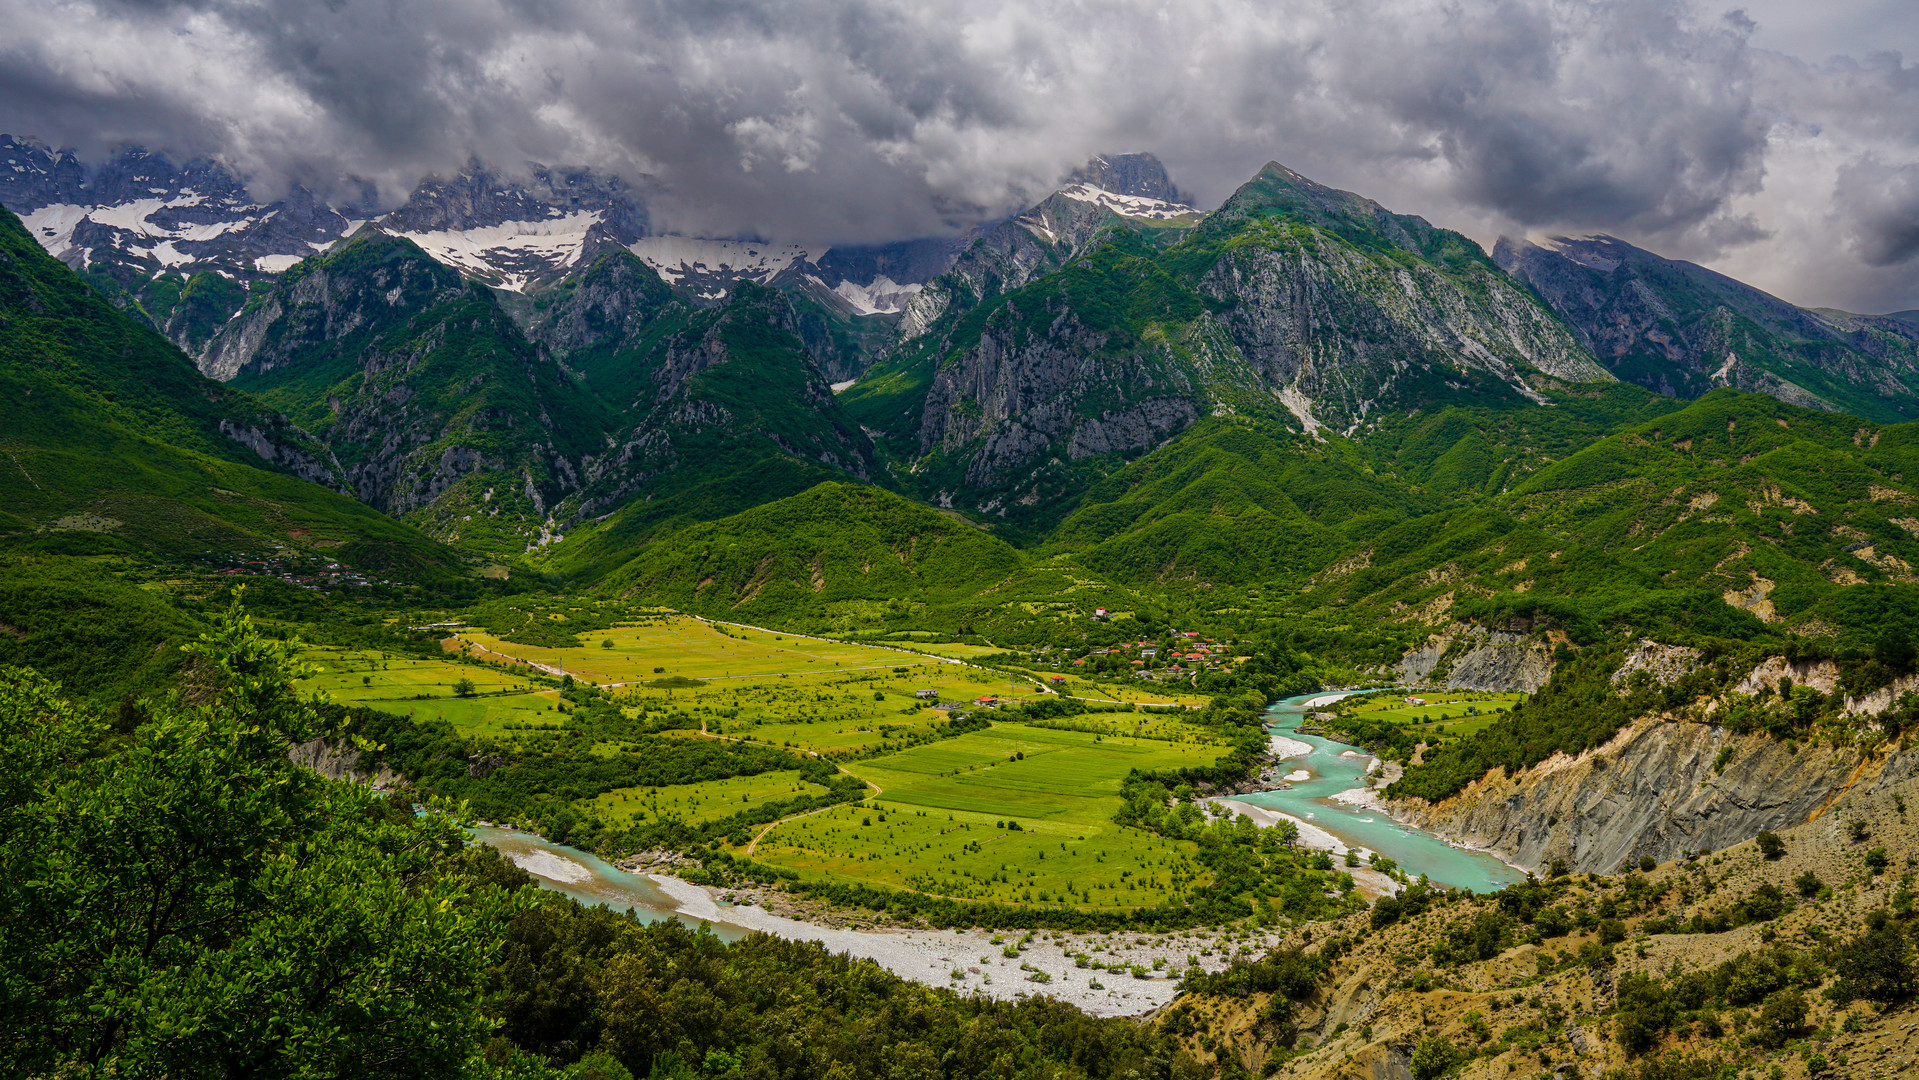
[8,136,1919,664]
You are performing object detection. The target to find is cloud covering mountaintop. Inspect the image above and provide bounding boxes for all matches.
[1,0,1916,311]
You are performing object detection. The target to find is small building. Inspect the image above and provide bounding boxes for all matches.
[914,689,939,699]
[1049,676,1067,684]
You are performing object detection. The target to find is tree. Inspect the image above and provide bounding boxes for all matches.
[1830,910,1916,1003]
[0,595,517,1078]
[1875,628,1915,671]
[1756,831,1785,859]
[1756,989,1807,1047]
[454,677,478,697]
[1409,1036,1459,1080]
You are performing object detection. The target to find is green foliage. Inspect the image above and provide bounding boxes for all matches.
[1611,942,1826,1058]
[1409,1035,1461,1080]
[1826,909,1915,1003]
[0,554,202,703]
[0,597,514,1077]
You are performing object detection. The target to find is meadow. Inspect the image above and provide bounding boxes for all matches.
[748,725,1231,910]
[297,645,563,737]
[587,770,827,826]
[454,615,961,685]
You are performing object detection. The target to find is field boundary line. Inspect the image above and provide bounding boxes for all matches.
[744,772,881,856]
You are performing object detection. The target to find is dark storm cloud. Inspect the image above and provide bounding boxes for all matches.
[1838,160,1919,266]
[1,0,1916,307]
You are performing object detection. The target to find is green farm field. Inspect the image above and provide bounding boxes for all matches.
[748,725,1230,909]
[456,615,966,685]
[886,639,1009,661]
[588,770,827,827]
[455,614,1056,756]
[844,726,1223,820]
[1348,691,1523,725]
[1337,691,1525,748]
[297,646,563,737]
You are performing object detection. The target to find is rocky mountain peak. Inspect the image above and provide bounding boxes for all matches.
[378,161,648,239]
[1066,153,1195,206]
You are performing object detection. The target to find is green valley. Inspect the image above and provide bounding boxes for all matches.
[11,139,1919,1080]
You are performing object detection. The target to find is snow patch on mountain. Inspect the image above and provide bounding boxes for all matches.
[20,203,88,258]
[389,211,605,292]
[20,194,258,265]
[826,274,921,316]
[1056,183,1200,220]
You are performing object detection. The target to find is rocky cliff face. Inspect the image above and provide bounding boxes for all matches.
[1396,624,1556,693]
[1495,233,1919,423]
[1394,715,1910,875]
[288,737,402,790]
[1193,165,1607,436]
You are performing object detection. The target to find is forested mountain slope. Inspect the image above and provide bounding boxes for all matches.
[605,482,1025,627]
[205,230,616,558]
[0,206,458,576]
[533,282,883,581]
[198,233,880,570]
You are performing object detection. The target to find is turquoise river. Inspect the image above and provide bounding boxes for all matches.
[1228,691,1526,893]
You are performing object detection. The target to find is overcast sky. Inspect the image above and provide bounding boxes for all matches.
[2,0,1916,312]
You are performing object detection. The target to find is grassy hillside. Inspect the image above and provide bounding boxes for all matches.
[605,481,1023,625]
[1049,418,1416,585]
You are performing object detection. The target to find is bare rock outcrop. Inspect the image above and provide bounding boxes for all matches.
[1396,625,1554,693]
[287,737,402,790]
[1393,716,1910,874]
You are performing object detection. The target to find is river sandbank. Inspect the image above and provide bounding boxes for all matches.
[494,843,1280,1018]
